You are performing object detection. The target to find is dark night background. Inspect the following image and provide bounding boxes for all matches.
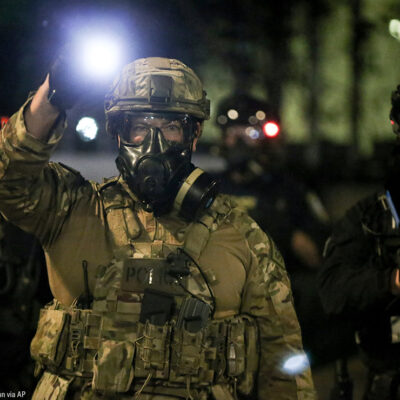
[2,0,400,194]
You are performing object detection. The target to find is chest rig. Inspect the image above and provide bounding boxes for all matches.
[31,181,259,399]
[93,183,215,392]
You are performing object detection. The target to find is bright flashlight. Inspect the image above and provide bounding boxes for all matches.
[79,35,122,79]
[263,121,280,138]
[282,354,309,375]
[76,117,98,142]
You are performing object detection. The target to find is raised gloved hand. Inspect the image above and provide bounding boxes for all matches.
[47,44,88,111]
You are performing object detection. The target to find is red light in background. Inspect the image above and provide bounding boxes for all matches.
[1,116,9,129]
[263,121,280,138]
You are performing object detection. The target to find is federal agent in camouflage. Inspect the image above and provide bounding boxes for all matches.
[0,57,316,399]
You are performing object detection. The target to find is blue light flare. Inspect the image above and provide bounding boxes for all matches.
[282,353,310,375]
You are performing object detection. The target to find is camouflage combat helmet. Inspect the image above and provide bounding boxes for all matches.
[105,57,210,136]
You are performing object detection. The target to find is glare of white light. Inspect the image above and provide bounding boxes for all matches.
[389,20,400,41]
[217,115,228,125]
[256,110,266,120]
[263,121,280,138]
[80,36,122,79]
[282,354,309,375]
[76,117,98,141]
[227,109,239,120]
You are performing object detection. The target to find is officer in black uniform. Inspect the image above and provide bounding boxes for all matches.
[318,86,400,399]
[215,93,338,364]
[0,219,50,394]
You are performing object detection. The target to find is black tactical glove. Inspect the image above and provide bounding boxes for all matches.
[47,44,89,111]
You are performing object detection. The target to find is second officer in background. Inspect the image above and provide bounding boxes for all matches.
[215,93,345,365]
[319,85,400,399]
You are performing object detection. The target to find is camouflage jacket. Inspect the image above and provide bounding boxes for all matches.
[0,99,316,399]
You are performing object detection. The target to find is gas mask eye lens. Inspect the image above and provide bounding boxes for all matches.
[162,122,184,143]
[128,124,150,144]
[121,114,187,145]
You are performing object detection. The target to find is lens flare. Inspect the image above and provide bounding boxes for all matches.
[217,115,228,125]
[263,121,280,138]
[245,126,260,139]
[76,117,98,141]
[256,110,266,120]
[282,354,309,375]
[248,115,258,125]
[227,109,239,120]
[80,35,122,78]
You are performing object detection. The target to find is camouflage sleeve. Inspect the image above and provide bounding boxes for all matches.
[0,97,86,246]
[230,208,317,399]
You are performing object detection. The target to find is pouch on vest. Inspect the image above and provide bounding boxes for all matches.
[32,371,72,400]
[176,297,211,333]
[226,317,246,378]
[134,321,171,379]
[237,315,259,396]
[92,339,135,393]
[30,308,70,369]
[170,327,205,382]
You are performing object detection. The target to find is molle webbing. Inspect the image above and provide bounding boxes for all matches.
[31,301,103,378]
[100,181,183,251]
[183,195,233,261]
[101,181,234,263]
[31,303,255,389]
[100,182,142,251]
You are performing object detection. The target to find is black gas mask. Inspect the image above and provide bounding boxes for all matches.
[115,113,218,220]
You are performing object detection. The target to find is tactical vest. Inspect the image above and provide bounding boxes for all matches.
[30,182,259,400]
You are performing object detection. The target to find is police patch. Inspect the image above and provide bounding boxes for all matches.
[121,258,186,294]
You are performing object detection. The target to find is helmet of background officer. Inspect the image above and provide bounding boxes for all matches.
[216,94,284,173]
[104,57,217,218]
